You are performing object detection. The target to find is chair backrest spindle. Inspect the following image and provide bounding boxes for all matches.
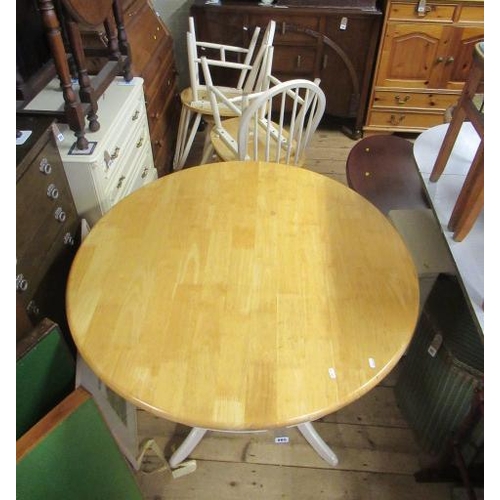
[201,57,326,166]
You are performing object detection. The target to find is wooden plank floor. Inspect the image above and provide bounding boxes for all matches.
[134,125,456,499]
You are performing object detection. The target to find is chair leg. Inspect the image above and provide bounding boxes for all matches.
[200,121,216,164]
[173,105,192,170]
[173,107,203,171]
[448,140,484,242]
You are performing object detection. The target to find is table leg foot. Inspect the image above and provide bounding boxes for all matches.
[297,422,339,467]
[169,427,207,468]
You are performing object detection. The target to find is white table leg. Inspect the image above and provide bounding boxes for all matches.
[169,427,207,468]
[297,422,339,467]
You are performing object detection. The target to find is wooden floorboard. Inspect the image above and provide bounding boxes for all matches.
[136,125,455,498]
[136,461,452,500]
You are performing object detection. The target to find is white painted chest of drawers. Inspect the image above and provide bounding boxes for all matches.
[27,77,158,226]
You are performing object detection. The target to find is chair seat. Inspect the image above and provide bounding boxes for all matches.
[346,135,430,215]
[211,116,304,165]
[180,87,243,117]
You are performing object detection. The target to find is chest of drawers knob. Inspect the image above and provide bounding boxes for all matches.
[39,159,51,175]
[46,183,59,200]
[54,207,67,223]
[16,274,29,292]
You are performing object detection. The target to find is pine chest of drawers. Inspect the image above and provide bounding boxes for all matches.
[364,0,483,134]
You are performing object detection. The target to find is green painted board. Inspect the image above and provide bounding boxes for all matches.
[16,324,76,439]
[17,394,143,499]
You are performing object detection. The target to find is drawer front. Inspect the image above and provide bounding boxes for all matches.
[366,109,447,130]
[17,142,76,259]
[371,90,459,111]
[16,214,79,307]
[249,14,320,45]
[18,226,79,329]
[273,46,317,76]
[388,2,456,22]
[143,43,177,123]
[125,2,168,75]
[457,5,484,24]
[104,120,154,209]
[91,93,148,189]
[122,146,157,198]
[150,93,180,175]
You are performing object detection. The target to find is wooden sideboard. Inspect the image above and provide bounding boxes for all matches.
[83,0,181,176]
[364,0,483,134]
[16,115,81,344]
[190,0,383,139]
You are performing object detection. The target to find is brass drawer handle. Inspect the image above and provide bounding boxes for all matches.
[132,110,140,121]
[141,166,149,179]
[111,147,120,160]
[416,0,431,16]
[136,137,144,148]
[394,95,410,105]
[116,175,126,190]
[389,114,406,126]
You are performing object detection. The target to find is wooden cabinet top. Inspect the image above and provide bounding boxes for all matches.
[191,0,381,13]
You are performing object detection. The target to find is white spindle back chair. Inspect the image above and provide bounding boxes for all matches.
[201,51,326,166]
[173,18,276,170]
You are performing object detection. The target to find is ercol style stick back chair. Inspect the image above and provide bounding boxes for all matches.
[201,51,326,166]
[173,17,276,170]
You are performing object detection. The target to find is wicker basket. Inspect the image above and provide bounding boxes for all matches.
[395,273,483,457]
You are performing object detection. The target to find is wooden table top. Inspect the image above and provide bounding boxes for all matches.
[66,161,419,430]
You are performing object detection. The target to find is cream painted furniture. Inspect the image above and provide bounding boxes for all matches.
[25,77,157,226]
[66,161,419,468]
